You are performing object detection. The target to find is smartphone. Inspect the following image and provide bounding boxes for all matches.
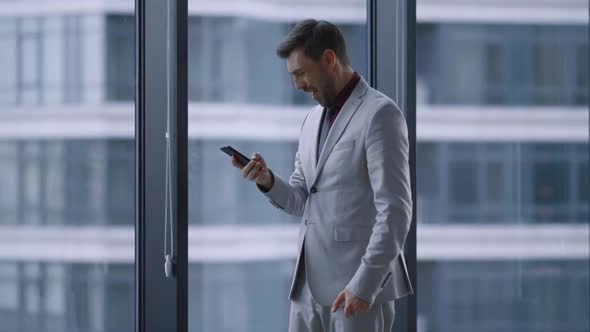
[220,145,251,166]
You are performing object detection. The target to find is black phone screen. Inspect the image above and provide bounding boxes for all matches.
[220,146,251,165]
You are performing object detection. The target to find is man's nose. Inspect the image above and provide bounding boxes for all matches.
[294,79,307,91]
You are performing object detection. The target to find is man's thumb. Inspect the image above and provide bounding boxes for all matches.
[332,291,345,312]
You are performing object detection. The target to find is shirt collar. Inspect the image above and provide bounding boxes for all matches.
[329,71,360,113]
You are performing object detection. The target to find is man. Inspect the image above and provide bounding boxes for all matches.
[230,19,413,332]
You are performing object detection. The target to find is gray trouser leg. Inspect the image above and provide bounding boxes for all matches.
[288,264,395,332]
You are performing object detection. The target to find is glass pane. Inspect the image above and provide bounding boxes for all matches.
[417,24,588,106]
[0,2,135,332]
[20,18,41,104]
[0,18,17,104]
[416,5,590,332]
[188,2,367,331]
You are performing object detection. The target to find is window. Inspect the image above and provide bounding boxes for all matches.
[19,18,42,104]
[484,43,505,103]
[0,6,135,332]
[417,261,589,331]
[417,19,589,332]
[63,16,83,103]
[532,162,568,205]
[0,19,17,104]
[187,3,368,330]
[416,24,588,106]
[578,163,589,203]
[106,15,134,101]
[417,143,587,225]
[486,161,503,203]
[450,160,478,205]
[575,45,589,104]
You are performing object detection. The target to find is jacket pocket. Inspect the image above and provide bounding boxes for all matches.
[334,225,372,242]
[333,139,355,152]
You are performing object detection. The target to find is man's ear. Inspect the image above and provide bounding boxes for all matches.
[322,49,337,71]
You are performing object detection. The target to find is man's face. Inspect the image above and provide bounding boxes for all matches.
[286,48,336,107]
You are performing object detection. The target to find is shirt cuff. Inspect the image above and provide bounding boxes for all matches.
[256,169,275,193]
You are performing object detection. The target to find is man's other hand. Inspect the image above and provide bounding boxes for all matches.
[331,288,371,318]
[231,152,273,190]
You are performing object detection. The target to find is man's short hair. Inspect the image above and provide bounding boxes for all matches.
[276,19,350,66]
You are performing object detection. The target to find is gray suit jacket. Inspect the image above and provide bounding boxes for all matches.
[258,77,414,306]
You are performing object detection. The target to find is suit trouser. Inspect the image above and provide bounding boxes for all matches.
[288,261,395,332]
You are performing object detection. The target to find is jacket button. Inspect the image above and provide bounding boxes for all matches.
[310,187,317,193]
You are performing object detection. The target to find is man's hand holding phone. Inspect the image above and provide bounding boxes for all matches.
[231,152,274,191]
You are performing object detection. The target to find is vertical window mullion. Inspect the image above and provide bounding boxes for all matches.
[136,0,187,331]
[369,0,416,331]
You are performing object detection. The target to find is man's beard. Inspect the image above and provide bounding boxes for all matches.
[318,75,336,108]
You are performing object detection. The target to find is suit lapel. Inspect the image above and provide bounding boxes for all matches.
[311,108,323,176]
[311,78,369,187]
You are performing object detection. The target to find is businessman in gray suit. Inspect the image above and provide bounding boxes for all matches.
[230,19,413,332]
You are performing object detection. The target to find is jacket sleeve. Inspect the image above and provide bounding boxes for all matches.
[256,112,310,217]
[345,101,413,304]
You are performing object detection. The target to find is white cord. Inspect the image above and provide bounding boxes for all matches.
[164,0,174,278]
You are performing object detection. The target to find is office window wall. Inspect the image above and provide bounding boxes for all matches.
[2,1,587,332]
[0,1,135,331]
[416,18,589,332]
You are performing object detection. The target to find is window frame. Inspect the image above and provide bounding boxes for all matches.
[135,0,188,331]
[368,0,417,331]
